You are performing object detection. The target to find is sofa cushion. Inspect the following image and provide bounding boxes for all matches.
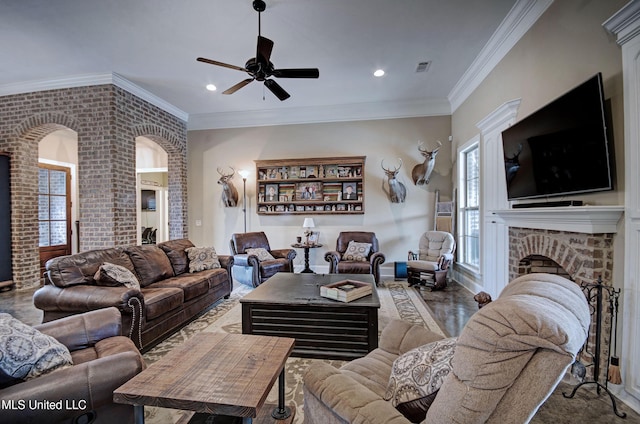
[140,287,184,321]
[158,239,195,275]
[0,313,73,388]
[185,246,221,273]
[246,247,275,261]
[384,337,457,423]
[153,274,211,302]
[342,241,372,262]
[45,247,135,288]
[94,262,140,290]
[125,245,175,287]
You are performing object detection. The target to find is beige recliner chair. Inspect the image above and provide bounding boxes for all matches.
[407,231,455,290]
[303,273,590,424]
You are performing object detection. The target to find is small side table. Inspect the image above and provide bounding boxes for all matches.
[291,243,323,273]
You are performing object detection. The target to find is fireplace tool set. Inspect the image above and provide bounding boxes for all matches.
[563,276,626,418]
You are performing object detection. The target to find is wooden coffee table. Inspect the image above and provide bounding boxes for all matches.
[241,273,380,360]
[113,332,295,424]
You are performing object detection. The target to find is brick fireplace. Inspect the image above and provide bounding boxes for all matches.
[496,206,624,382]
[508,227,614,285]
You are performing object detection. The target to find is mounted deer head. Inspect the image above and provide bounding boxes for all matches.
[217,167,239,207]
[411,140,441,185]
[504,144,523,184]
[381,158,406,203]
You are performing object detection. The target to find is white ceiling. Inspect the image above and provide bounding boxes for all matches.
[1,0,543,129]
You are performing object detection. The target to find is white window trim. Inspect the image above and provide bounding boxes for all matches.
[457,135,481,273]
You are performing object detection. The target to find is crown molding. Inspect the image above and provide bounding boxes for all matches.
[448,0,554,113]
[0,72,188,122]
[110,73,188,122]
[603,0,640,46]
[187,97,451,130]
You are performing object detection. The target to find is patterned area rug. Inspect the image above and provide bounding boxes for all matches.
[142,280,444,423]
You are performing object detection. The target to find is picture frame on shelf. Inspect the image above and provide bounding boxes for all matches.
[296,182,322,201]
[265,184,279,202]
[342,182,357,200]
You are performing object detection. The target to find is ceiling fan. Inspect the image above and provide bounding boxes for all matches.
[197,0,319,101]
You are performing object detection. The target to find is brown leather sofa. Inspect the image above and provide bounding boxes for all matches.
[324,231,385,284]
[33,239,233,351]
[0,307,145,424]
[229,231,296,287]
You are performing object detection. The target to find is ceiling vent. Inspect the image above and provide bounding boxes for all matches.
[415,61,431,73]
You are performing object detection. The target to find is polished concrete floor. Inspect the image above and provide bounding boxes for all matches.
[2,280,639,422]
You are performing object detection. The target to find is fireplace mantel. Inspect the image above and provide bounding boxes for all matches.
[492,205,624,234]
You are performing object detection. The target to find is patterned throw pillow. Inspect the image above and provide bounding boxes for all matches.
[245,248,276,262]
[94,262,140,290]
[384,337,457,423]
[0,313,73,388]
[185,246,221,273]
[342,241,372,262]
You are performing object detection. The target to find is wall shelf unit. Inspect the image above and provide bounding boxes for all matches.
[255,156,366,215]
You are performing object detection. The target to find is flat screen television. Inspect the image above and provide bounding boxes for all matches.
[141,189,156,211]
[501,73,613,201]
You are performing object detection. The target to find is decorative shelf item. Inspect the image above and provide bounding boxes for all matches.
[255,156,365,215]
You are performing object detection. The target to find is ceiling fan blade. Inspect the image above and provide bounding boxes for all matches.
[256,36,274,63]
[272,68,319,78]
[197,57,247,72]
[222,79,254,95]
[264,79,290,101]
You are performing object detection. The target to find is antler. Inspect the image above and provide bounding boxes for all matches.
[381,158,403,173]
[217,166,236,178]
[418,140,442,154]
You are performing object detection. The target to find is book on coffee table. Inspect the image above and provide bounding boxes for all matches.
[320,279,372,302]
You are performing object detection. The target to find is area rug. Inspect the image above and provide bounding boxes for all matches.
[142,280,444,424]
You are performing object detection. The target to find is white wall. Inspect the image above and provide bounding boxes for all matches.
[187,116,452,275]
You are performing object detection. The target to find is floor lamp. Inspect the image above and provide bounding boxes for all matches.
[238,170,250,233]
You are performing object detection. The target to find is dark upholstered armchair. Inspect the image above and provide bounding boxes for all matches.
[229,231,296,287]
[324,231,385,284]
[0,308,145,424]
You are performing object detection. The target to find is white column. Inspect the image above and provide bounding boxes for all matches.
[476,99,520,297]
[604,0,640,412]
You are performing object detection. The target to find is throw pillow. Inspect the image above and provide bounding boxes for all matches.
[94,262,141,290]
[342,241,372,262]
[185,246,221,273]
[0,313,73,388]
[245,247,276,262]
[384,337,457,423]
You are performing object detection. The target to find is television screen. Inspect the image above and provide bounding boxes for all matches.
[141,189,156,211]
[501,73,613,201]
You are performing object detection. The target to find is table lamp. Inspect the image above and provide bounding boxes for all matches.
[302,217,315,244]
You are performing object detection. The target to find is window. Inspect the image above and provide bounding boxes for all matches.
[458,140,480,270]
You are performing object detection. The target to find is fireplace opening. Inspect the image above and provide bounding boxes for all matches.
[518,254,571,280]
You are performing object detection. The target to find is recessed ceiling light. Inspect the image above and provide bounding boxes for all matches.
[206,84,217,91]
[373,69,385,77]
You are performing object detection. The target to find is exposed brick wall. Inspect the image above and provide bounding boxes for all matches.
[0,85,187,289]
[508,227,614,285]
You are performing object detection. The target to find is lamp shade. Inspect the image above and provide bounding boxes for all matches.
[302,218,315,229]
[238,169,250,179]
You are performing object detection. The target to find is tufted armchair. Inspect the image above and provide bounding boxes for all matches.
[230,231,296,287]
[0,307,145,424]
[407,231,455,290]
[324,231,386,284]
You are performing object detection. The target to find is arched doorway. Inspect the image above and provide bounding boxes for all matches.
[136,136,168,245]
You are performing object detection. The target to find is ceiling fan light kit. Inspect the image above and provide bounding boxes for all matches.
[197,0,319,101]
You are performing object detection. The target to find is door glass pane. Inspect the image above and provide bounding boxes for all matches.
[49,196,66,220]
[50,221,67,245]
[39,221,50,247]
[49,170,66,195]
[38,195,49,221]
[39,169,49,194]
